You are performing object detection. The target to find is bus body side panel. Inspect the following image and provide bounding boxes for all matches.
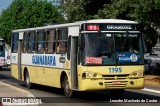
[23,65,44,84]
[11,64,19,79]
[43,67,62,88]
[21,66,70,88]
[20,53,68,88]
[11,52,71,88]
[11,53,19,79]
[77,65,144,91]
[41,57,71,88]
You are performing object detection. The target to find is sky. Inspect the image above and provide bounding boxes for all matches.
[0,0,13,14]
[0,0,61,14]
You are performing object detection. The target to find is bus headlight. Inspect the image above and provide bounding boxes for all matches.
[87,73,92,77]
[82,72,103,79]
[129,71,143,78]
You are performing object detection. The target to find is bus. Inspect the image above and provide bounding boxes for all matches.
[11,19,145,97]
[5,48,11,66]
[0,38,5,70]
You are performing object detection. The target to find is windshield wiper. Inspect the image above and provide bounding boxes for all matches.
[122,31,129,50]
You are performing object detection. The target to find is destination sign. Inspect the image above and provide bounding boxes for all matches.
[83,24,138,31]
[106,25,132,30]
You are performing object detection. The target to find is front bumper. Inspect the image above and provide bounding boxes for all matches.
[80,77,144,91]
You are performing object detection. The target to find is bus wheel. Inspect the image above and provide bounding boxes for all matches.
[109,89,124,98]
[25,71,33,89]
[63,76,74,97]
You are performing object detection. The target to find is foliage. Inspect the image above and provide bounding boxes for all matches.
[98,0,160,50]
[1,0,160,49]
[61,0,160,49]
[60,0,88,22]
[0,0,64,44]
[61,0,111,22]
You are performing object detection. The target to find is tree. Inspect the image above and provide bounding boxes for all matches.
[61,0,111,22]
[0,0,64,44]
[98,0,160,50]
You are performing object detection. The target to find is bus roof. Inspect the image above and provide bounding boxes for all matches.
[83,19,138,24]
[12,19,138,33]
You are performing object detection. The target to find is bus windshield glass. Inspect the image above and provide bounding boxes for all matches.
[0,44,5,56]
[0,45,4,51]
[82,33,143,65]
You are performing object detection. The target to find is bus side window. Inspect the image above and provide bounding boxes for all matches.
[27,32,36,53]
[56,42,67,53]
[45,30,55,53]
[23,32,28,53]
[56,28,68,53]
[12,33,19,52]
[37,31,45,53]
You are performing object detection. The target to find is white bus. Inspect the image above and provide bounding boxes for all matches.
[0,38,5,70]
[11,19,145,97]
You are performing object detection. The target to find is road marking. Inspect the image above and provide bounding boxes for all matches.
[142,88,160,94]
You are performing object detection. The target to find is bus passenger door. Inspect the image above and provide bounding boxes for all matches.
[17,32,23,80]
[68,26,79,90]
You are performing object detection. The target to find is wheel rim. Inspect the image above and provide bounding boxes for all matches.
[26,74,30,85]
[64,80,70,94]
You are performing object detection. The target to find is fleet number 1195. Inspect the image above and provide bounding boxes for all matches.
[108,67,122,73]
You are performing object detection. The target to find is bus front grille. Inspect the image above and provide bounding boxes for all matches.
[102,75,129,88]
[104,81,128,88]
[102,74,129,80]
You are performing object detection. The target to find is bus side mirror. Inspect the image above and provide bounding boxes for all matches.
[67,36,71,60]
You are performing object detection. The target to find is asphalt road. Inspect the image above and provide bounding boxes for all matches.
[0,67,160,106]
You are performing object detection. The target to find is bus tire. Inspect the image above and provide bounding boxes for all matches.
[25,71,33,89]
[63,76,74,97]
[109,89,124,98]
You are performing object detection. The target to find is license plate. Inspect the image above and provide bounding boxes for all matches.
[112,81,121,84]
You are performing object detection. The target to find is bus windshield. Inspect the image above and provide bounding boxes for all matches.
[82,33,144,65]
[0,45,4,51]
[0,44,5,56]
